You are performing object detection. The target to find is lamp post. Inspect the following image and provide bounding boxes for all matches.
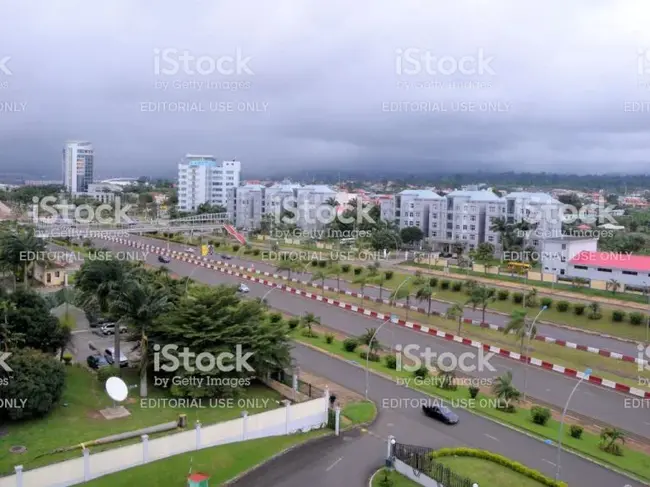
[184,266,203,295]
[390,276,412,308]
[260,287,277,307]
[555,368,591,481]
[522,305,547,403]
[365,314,398,400]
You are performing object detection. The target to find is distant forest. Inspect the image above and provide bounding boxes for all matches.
[274,170,650,193]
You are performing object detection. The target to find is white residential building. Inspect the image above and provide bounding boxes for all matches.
[62,141,94,193]
[85,183,123,203]
[227,184,265,230]
[295,185,337,231]
[177,155,240,212]
[540,236,598,277]
[505,192,563,248]
[395,189,443,235]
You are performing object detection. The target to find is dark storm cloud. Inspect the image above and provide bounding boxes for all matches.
[0,0,649,179]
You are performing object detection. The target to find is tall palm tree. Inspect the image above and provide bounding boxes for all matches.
[466,285,496,323]
[301,312,320,337]
[329,263,342,292]
[606,279,621,295]
[310,269,328,290]
[503,309,533,355]
[491,370,521,411]
[445,303,465,336]
[111,279,171,397]
[353,275,369,304]
[415,285,436,316]
[1,228,46,286]
[276,261,296,280]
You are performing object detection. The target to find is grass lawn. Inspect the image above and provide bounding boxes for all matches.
[436,456,548,487]
[291,331,650,483]
[371,468,421,486]
[81,430,328,486]
[342,400,376,425]
[0,365,281,475]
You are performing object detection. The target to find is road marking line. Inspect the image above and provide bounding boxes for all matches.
[484,434,499,441]
[326,457,343,471]
[542,459,556,466]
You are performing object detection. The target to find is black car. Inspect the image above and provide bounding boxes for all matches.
[87,354,110,370]
[158,255,171,263]
[221,254,232,260]
[422,404,459,424]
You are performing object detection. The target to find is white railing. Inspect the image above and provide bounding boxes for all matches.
[0,393,329,487]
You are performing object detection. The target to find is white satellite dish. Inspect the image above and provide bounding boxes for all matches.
[105,376,128,402]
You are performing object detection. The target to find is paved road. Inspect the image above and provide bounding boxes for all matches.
[119,234,640,357]
[89,236,650,442]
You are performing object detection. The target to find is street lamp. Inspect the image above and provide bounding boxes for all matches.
[259,286,277,307]
[522,305,547,402]
[555,368,591,481]
[184,266,203,295]
[390,276,412,308]
[365,313,398,400]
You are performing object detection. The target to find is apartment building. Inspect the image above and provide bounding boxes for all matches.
[395,189,443,235]
[177,155,240,212]
[504,192,563,249]
[62,141,94,193]
[295,185,337,231]
[226,184,265,229]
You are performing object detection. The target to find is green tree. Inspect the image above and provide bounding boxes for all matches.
[492,370,521,411]
[471,242,495,272]
[599,428,626,455]
[415,285,436,316]
[606,279,621,295]
[445,303,465,336]
[400,227,424,244]
[310,269,328,290]
[465,285,496,324]
[1,227,46,285]
[503,309,534,355]
[301,312,320,337]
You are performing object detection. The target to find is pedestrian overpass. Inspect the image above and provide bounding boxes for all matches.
[34,213,232,238]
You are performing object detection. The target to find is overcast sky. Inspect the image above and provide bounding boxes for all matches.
[1,0,650,180]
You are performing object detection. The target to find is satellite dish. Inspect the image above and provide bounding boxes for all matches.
[105,376,128,402]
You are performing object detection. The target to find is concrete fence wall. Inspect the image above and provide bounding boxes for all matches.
[393,459,441,487]
[0,395,329,487]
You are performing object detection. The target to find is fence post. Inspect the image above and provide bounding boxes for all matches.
[335,406,341,436]
[241,411,248,441]
[141,434,149,464]
[323,386,330,419]
[195,420,201,449]
[83,447,90,481]
[14,465,22,487]
[386,436,395,468]
[285,400,291,434]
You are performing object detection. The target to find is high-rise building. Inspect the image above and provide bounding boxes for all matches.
[177,155,240,212]
[62,141,94,193]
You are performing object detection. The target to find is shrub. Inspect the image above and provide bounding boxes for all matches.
[497,289,509,301]
[540,297,553,308]
[233,244,240,252]
[451,282,462,292]
[556,300,570,312]
[253,249,260,256]
[630,311,646,326]
[612,310,626,322]
[573,303,586,315]
[588,312,602,320]
[385,271,394,280]
[440,280,450,290]
[0,349,66,420]
[359,350,380,362]
[214,241,221,247]
[530,406,552,426]
[318,260,327,268]
[97,365,120,383]
[311,259,319,267]
[301,329,319,338]
[570,425,584,439]
[341,264,351,273]
[428,277,438,287]
[62,352,73,365]
[384,355,397,369]
[343,338,358,352]
[469,386,479,399]
[269,312,283,323]
[512,292,524,304]
[354,267,363,275]
[287,318,300,329]
[413,364,428,378]
[325,333,334,344]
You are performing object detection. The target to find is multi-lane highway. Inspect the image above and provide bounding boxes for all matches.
[87,236,650,444]
[115,234,641,357]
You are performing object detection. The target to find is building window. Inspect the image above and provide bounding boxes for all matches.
[488,236,494,242]
[46,273,51,283]
[463,225,467,230]
[432,214,437,219]
[55,271,60,278]
[489,206,495,212]
[561,244,566,250]
[432,232,437,237]
[470,216,476,221]
[623,270,638,275]
[574,265,588,270]
[596,267,612,273]
[560,269,565,275]
[470,225,475,231]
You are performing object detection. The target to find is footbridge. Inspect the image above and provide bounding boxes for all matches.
[34,213,231,238]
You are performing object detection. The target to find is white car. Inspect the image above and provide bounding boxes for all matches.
[237,283,250,293]
[185,247,195,253]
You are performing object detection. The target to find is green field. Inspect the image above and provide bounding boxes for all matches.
[371,469,421,486]
[437,457,548,487]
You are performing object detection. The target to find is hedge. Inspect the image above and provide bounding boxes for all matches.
[556,300,570,312]
[429,448,567,487]
[512,292,524,304]
[630,311,646,326]
[497,289,509,300]
[611,310,626,322]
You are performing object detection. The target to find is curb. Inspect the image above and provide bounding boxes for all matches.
[368,468,381,487]
[101,236,650,399]
[222,430,335,485]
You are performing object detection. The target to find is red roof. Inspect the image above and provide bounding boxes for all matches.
[187,472,210,481]
[569,251,650,272]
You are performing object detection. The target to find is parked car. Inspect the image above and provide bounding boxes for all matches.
[90,316,110,328]
[422,404,459,425]
[86,354,110,369]
[185,247,195,253]
[237,283,250,293]
[100,323,127,335]
[103,347,129,367]
[158,255,171,263]
[221,254,232,260]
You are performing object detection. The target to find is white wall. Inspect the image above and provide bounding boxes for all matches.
[0,396,328,487]
[393,459,441,487]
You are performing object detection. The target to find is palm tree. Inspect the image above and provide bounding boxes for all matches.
[367,262,380,277]
[0,298,19,351]
[325,197,339,207]
[276,261,296,280]
[599,427,626,454]
[415,285,436,316]
[466,285,496,323]
[111,279,171,397]
[360,327,382,353]
[491,370,521,411]
[376,273,386,301]
[445,303,465,336]
[587,301,601,319]
[301,312,320,337]
[503,309,533,355]
[606,279,621,295]
[354,275,369,304]
[329,263,342,292]
[524,288,538,308]
[1,228,46,286]
[310,269,328,290]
